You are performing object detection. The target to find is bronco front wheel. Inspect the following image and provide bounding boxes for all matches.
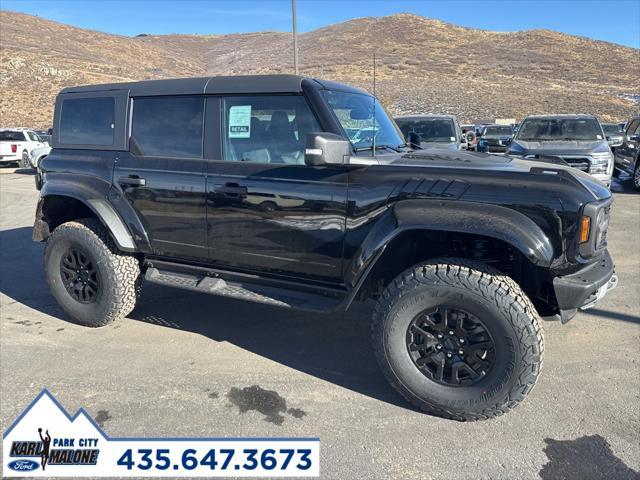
[372,258,544,421]
[44,218,141,327]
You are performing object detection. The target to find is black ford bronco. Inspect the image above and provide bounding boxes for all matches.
[34,75,617,421]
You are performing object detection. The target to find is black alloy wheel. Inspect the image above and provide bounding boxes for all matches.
[406,306,496,386]
[59,247,99,303]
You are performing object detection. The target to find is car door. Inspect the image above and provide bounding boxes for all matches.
[206,94,348,283]
[113,95,209,261]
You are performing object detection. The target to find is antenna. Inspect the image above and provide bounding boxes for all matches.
[372,52,376,157]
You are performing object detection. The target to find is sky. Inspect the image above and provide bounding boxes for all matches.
[2,0,639,48]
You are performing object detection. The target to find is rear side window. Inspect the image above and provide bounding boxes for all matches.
[131,96,204,158]
[60,97,115,145]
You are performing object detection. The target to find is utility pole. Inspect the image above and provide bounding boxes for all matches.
[292,0,299,74]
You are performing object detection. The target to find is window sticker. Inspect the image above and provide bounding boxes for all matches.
[228,105,251,138]
[450,137,456,142]
[596,134,602,140]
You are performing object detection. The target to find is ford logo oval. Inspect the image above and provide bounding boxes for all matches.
[8,459,39,471]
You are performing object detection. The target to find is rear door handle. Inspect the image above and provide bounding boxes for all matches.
[118,175,146,187]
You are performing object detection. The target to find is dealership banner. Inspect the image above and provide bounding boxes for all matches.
[3,389,319,477]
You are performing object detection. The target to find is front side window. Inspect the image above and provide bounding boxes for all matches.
[131,96,204,158]
[516,118,603,141]
[396,118,456,143]
[222,95,320,164]
[60,97,115,145]
[321,90,404,151]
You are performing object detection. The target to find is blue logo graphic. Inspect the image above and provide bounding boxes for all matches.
[8,459,39,471]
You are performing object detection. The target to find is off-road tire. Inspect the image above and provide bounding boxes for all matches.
[20,151,30,169]
[372,258,544,421]
[44,218,141,327]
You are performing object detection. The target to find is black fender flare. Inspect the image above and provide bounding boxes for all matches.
[344,199,556,301]
[34,173,151,253]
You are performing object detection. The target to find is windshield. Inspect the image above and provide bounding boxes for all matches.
[396,118,456,143]
[516,118,603,141]
[0,131,24,141]
[483,126,513,136]
[601,124,623,135]
[321,90,404,150]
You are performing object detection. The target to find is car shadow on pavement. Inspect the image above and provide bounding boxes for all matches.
[586,308,640,324]
[130,284,412,410]
[539,435,640,480]
[0,227,63,318]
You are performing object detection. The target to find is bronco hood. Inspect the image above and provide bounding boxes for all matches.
[384,150,611,200]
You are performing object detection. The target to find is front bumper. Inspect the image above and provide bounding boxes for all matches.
[553,250,617,322]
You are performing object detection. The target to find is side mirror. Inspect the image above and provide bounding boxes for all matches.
[305,133,351,166]
[407,131,421,149]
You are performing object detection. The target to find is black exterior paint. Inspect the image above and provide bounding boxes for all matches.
[36,75,615,316]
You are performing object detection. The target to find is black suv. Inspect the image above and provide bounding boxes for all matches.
[34,75,617,421]
[613,116,640,190]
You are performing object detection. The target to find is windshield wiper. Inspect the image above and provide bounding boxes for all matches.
[354,144,401,153]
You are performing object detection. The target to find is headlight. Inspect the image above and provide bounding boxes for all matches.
[594,207,610,250]
[590,152,612,174]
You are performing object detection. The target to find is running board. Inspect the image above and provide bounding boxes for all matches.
[144,267,344,313]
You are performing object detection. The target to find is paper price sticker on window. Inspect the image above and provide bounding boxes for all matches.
[229,106,251,138]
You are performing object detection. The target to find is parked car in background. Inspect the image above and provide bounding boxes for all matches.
[0,128,48,167]
[30,145,52,169]
[601,123,624,151]
[613,116,640,190]
[35,130,52,145]
[507,114,614,187]
[395,115,464,151]
[476,124,514,153]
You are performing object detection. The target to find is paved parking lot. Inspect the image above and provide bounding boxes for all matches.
[1,166,639,479]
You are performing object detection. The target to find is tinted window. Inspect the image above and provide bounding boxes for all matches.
[60,97,115,145]
[396,118,456,143]
[223,95,320,164]
[483,126,513,136]
[516,118,602,141]
[601,124,623,134]
[0,130,26,141]
[131,96,204,158]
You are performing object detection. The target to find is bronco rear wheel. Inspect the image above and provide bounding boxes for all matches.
[44,218,141,327]
[372,258,544,421]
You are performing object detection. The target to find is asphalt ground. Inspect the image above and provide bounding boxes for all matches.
[1,166,639,479]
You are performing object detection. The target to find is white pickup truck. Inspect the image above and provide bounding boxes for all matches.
[0,128,48,168]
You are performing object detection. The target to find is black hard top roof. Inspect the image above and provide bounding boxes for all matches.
[59,74,368,97]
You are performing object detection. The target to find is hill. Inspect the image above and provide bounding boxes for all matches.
[1,11,638,128]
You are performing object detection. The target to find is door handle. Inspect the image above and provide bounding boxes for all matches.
[118,175,146,187]
[217,182,247,196]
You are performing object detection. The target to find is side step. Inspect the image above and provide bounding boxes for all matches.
[144,267,345,313]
